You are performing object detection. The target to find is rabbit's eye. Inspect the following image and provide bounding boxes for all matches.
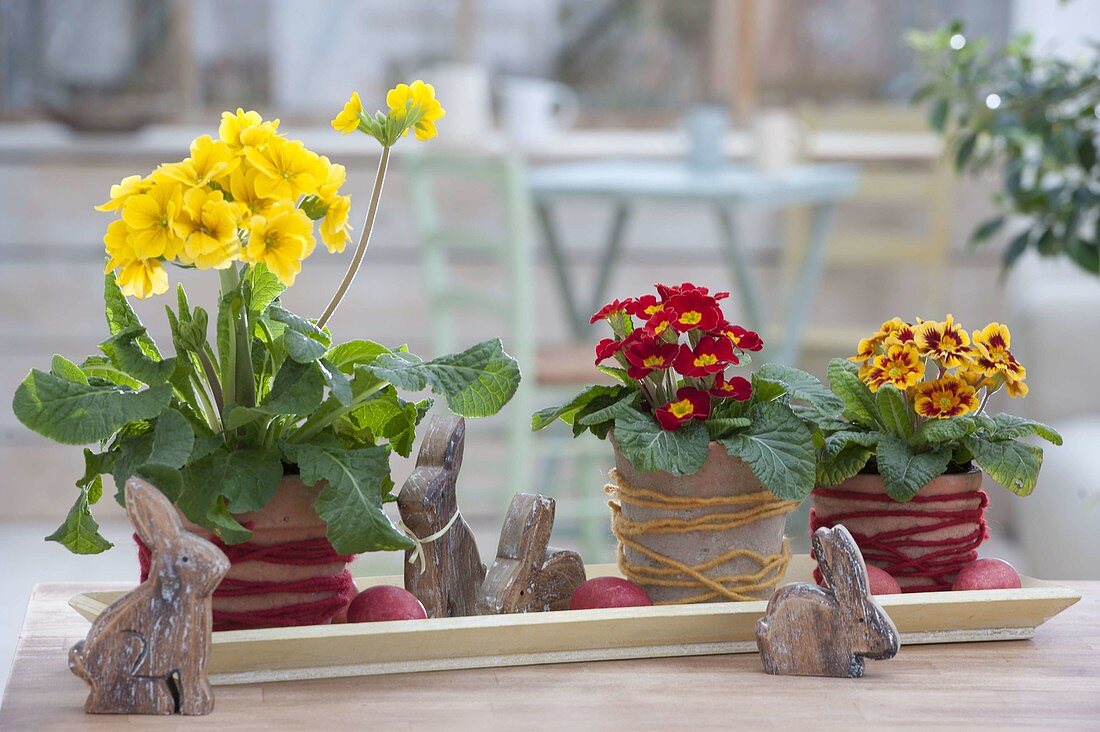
[857,616,865,623]
[181,556,190,564]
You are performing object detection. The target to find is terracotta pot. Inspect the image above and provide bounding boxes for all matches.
[809,470,987,593]
[610,438,794,605]
[139,476,357,630]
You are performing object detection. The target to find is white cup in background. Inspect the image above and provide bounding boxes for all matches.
[500,77,579,147]
[416,62,492,140]
[752,108,802,173]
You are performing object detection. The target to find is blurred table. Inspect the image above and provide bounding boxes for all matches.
[527,160,860,363]
[2,581,1098,729]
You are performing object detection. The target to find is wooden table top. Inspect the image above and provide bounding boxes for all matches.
[3,581,1098,730]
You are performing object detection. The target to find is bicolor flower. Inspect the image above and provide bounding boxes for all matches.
[627,294,664,319]
[590,298,632,324]
[643,308,677,338]
[673,336,736,377]
[594,337,624,365]
[716,322,763,352]
[656,282,728,301]
[971,322,1027,397]
[665,290,722,332]
[655,387,712,431]
[624,338,679,380]
[914,314,972,368]
[864,342,925,392]
[850,317,915,362]
[913,376,979,419]
[710,373,752,400]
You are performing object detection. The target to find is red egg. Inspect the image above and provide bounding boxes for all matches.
[569,577,653,610]
[864,564,902,595]
[952,558,1022,591]
[347,585,428,622]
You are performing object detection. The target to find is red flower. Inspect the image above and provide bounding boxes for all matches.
[624,337,679,379]
[643,308,677,337]
[673,336,737,377]
[594,338,623,365]
[716,322,764,352]
[590,298,633,324]
[710,373,752,400]
[627,294,664,319]
[655,387,712,431]
[666,290,722,332]
[655,282,728,302]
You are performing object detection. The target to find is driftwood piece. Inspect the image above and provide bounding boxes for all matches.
[755,524,900,677]
[478,493,586,614]
[69,478,229,714]
[397,415,485,618]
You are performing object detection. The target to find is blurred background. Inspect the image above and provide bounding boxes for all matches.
[1,0,1098,688]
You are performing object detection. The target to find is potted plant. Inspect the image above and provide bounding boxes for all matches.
[806,316,1061,592]
[532,283,838,604]
[12,82,521,629]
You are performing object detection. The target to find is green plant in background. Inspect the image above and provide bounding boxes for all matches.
[12,83,520,556]
[910,20,1100,275]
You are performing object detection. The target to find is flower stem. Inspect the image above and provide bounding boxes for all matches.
[317,145,391,329]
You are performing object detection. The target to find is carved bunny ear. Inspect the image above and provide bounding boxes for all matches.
[125,477,184,551]
[817,525,872,605]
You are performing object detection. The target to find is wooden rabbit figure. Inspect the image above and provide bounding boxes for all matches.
[397,415,486,618]
[756,524,899,678]
[69,478,230,714]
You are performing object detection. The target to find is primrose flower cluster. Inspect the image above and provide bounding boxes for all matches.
[98,110,354,298]
[850,315,1028,420]
[591,283,763,431]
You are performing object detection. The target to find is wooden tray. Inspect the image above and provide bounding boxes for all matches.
[68,555,1080,685]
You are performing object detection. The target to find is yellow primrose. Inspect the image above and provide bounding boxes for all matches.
[120,182,184,260]
[913,376,979,419]
[386,80,445,140]
[331,92,365,135]
[102,219,137,273]
[227,167,277,223]
[219,108,280,152]
[319,195,352,254]
[245,137,325,200]
[156,135,239,189]
[174,188,240,265]
[94,175,149,212]
[115,257,169,299]
[243,204,314,285]
[316,158,347,200]
[914,314,972,368]
[849,317,916,363]
[863,342,925,392]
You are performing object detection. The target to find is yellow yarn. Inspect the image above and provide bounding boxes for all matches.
[606,469,800,604]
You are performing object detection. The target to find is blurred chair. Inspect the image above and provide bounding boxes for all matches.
[404,151,609,557]
[780,105,955,366]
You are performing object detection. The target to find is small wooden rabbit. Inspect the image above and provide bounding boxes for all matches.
[69,478,230,714]
[756,524,899,678]
[397,415,486,618]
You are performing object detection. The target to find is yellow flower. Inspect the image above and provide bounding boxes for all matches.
[331,92,365,135]
[115,258,169,299]
[914,314,972,368]
[243,204,314,285]
[971,322,1027,394]
[173,188,240,269]
[849,317,916,363]
[863,342,925,392]
[156,135,239,188]
[121,182,184,259]
[102,219,137,272]
[94,175,149,212]
[219,108,280,152]
[316,158,346,200]
[319,195,352,253]
[245,137,325,200]
[386,80,445,140]
[227,167,277,223]
[913,376,979,419]
[1005,379,1030,398]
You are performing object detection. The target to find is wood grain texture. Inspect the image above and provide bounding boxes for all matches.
[756,525,899,677]
[478,493,586,614]
[4,582,1098,729]
[396,415,485,618]
[68,478,229,715]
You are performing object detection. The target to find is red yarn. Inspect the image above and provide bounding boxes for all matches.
[809,487,989,592]
[135,531,357,631]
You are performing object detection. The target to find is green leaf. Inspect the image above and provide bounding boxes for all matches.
[596,365,634,386]
[706,417,752,441]
[984,413,1063,445]
[45,488,113,554]
[286,439,413,554]
[719,401,815,501]
[104,273,160,359]
[205,497,252,544]
[971,216,1005,247]
[875,435,951,501]
[749,372,787,404]
[613,410,710,476]
[875,385,913,439]
[134,463,183,503]
[965,436,1043,496]
[532,384,625,431]
[372,338,520,418]
[325,340,392,373]
[930,98,949,132]
[955,132,977,170]
[51,355,88,385]
[912,415,980,446]
[149,409,194,468]
[577,392,637,426]
[182,447,283,515]
[284,329,328,363]
[755,363,844,415]
[12,370,172,445]
[100,327,177,386]
[821,430,879,459]
[79,355,143,390]
[319,359,354,405]
[343,387,422,457]
[261,359,325,415]
[244,263,285,314]
[268,305,331,346]
[817,444,874,485]
[827,359,880,428]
